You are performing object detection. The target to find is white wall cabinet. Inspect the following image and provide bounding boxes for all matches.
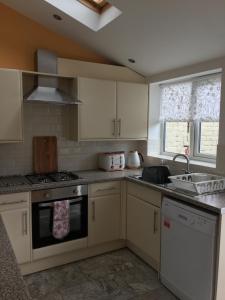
[78,77,117,139]
[0,69,23,142]
[117,82,148,139]
[0,192,31,264]
[127,182,161,270]
[88,181,121,247]
[78,78,148,140]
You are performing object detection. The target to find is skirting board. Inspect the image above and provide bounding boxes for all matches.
[20,240,125,275]
[20,240,159,276]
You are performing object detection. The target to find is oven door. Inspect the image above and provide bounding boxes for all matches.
[32,196,88,249]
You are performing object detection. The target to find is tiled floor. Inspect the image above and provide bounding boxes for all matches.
[24,249,177,300]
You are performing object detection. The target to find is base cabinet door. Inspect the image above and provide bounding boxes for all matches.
[88,194,121,247]
[0,69,23,142]
[127,194,160,266]
[1,207,31,264]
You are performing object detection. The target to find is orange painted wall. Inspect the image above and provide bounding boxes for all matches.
[0,3,111,71]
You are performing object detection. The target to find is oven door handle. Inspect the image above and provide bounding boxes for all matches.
[38,203,52,208]
[38,198,83,208]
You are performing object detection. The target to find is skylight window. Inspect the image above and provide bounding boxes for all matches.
[78,0,111,14]
[92,0,106,5]
[44,0,121,31]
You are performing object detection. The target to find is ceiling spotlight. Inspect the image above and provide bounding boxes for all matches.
[53,14,62,21]
[128,58,135,63]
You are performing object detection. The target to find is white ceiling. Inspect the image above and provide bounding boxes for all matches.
[2,0,225,76]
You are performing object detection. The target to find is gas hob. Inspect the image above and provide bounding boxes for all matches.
[0,172,80,187]
[26,172,79,184]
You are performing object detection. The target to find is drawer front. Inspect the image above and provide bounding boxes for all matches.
[127,182,161,207]
[89,181,121,197]
[0,192,30,211]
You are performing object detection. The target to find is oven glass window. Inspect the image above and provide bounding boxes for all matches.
[39,208,52,239]
[70,204,82,232]
[38,202,83,238]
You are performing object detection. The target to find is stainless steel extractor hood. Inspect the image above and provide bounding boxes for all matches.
[24,49,81,105]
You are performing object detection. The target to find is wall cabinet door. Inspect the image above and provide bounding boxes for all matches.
[117,82,148,139]
[78,77,116,139]
[1,207,31,264]
[0,69,23,142]
[127,194,160,266]
[88,194,121,247]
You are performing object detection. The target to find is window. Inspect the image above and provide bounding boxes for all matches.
[160,73,221,160]
[199,122,219,156]
[164,122,191,154]
[78,0,111,14]
[44,0,121,32]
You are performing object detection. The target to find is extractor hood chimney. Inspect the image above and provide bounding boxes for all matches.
[25,49,81,105]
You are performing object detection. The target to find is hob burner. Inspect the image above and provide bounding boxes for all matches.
[26,174,53,184]
[48,172,79,182]
[26,171,79,184]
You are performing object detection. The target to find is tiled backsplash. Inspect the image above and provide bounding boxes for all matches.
[0,104,147,176]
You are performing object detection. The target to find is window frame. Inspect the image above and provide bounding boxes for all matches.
[78,0,111,14]
[161,121,194,158]
[159,71,221,163]
[193,121,219,160]
[161,120,218,162]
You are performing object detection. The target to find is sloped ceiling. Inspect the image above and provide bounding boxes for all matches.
[1,0,225,76]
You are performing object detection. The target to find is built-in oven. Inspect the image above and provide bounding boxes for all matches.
[32,185,88,249]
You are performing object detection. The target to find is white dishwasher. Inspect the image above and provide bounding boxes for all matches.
[161,197,218,300]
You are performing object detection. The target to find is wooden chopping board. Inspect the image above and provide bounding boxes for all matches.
[33,136,58,174]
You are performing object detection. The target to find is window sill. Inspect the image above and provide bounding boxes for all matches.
[148,153,216,169]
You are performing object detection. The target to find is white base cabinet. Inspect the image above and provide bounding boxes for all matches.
[127,182,161,270]
[0,180,162,275]
[88,181,121,247]
[127,195,160,263]
[0,192,31,264]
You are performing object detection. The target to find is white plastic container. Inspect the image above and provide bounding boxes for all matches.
[168,173,225,194]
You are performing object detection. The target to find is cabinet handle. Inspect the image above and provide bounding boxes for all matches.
[112,119,116,136]
[96,187,117,192]
[118,119,121,136]
[153,210,158,234]
[92,201,95,221]
[0,199,27,206]
[22,211,28,236]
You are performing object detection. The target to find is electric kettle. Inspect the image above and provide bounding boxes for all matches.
[127,151,144,169]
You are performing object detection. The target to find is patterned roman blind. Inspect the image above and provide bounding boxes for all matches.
[160,73,222,122]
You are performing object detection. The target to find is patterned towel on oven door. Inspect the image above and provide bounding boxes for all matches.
[52,200,70,239]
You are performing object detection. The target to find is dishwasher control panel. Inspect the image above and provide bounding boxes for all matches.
[162,197,218,235]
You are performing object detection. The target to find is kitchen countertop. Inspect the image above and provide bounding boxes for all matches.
[0,169,225,214]
[0,215,30,300]
[0,169,142,194]
[127,176,225,215]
